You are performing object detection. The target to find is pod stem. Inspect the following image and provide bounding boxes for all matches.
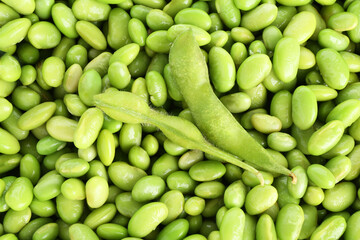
[290,172,297,184]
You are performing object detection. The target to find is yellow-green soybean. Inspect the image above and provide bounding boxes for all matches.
[17,102,56,131]
[127,202,168,238]
[283,11,316,44]
[292,86,317,130]
[0,54,21,82]
[75,21,107,51]
[220,92,251,113]
[275,204,304,240]
[237,54,272,90]
[270,90,293,129]
[241,3,278,31]
[220,207,245,240]
[326,99,360,127]
[345,211,360,240]
[276,0,311,6]
[215,0,241,28]
[316,48,349,90]
[299,46,316,70]
[33,171,64,201]
[325,155,352,183]
[5,177,33,211]
[209,47,236,92]
[328,12,358,32]
[251,113,282,134]
[107,8,132,50]
[287,166,308,199]
[145,71,167,107]
[306,85,337,101]
[83,203,117,229]
[307,164,336,189]
[318,28,350,51]
[308,120,345,156]
[85,176,109,209]
[3,207,32,234]
[51,3,78,39]
[72,0,111,22]
[74,108,104,149]
[146,30,173,53]
[245,185,278,215]
[0,128,19,155]
[108,162,147,191]
[97,129,115,166]
[128,18,147,47]
[42,56,65,88]
[27,21,61,49]
[256,214,277,240]
[0,18,32,49]
[322,181,357,212]
[175,8,211,31]
[146,9,173,31]
[310,215,346,240]
[273,37,300,83]
[46,116,77,142]
[69,223,99,240]
[61,178,85,201]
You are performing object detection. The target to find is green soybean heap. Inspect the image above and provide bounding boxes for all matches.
[2,0,360,240]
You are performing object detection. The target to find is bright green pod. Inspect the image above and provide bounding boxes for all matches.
[256,214,277,240]
[96,223,128,240]
[3,207,31,234]
[115,192,144,218]
[78,70,102,106]
[32,222,59,240]
[326,99,360,127]
[145,71,167,107]
[128,202,168,238]
[146,9,173,31]
[97,129,115,166]
[318,28,350,51]
[283,11,316,44]
[51,3,78,38]
[61,178,85,201]
[5,177,33,211]
[168,24,211,46]
[27,21,61,49]
[0,18,31,49]
[273,37,300,83]
[328,12,358,32]
[310,215,346,240]
[215,0,241,28]
[220,208,245,240]
[237,54,272,90]
[84,203,117,229]
[316,48,349,90]
[241,3,277,31]
[306,85,337,101]
[308,120,345,156]
[74,108,103,149]
[292,86,317,130]
[33,171,64,201]
[299,205,318,239]
[42,56,65,88]
[345,211,360,240]
[307,164,336,189]
[107,8,131,50]
[85,176,109,209]
[58,158,89,178]
[146,30,173,53]
[69,223,99,240]
[128,18,147,47]
[46,116,77,142]
[299,46,316,70]
[75,21,107,50]
[189,160,226,182]
[131,175,165,202]
[72,0,110,21]
[209,47,236,93]
[108,162,147,191]
[267,132,297,152]
[17,102,56,131]
[245,185,278,215]
[175,8,211,31]
[0,54,21,83]
[0,128,19,155]
[276,204,304,240]
[287,166,308,199]
[275,0,311,6]
[322,181,356,212]
[325,155,352,183]
[270,90,292,129]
